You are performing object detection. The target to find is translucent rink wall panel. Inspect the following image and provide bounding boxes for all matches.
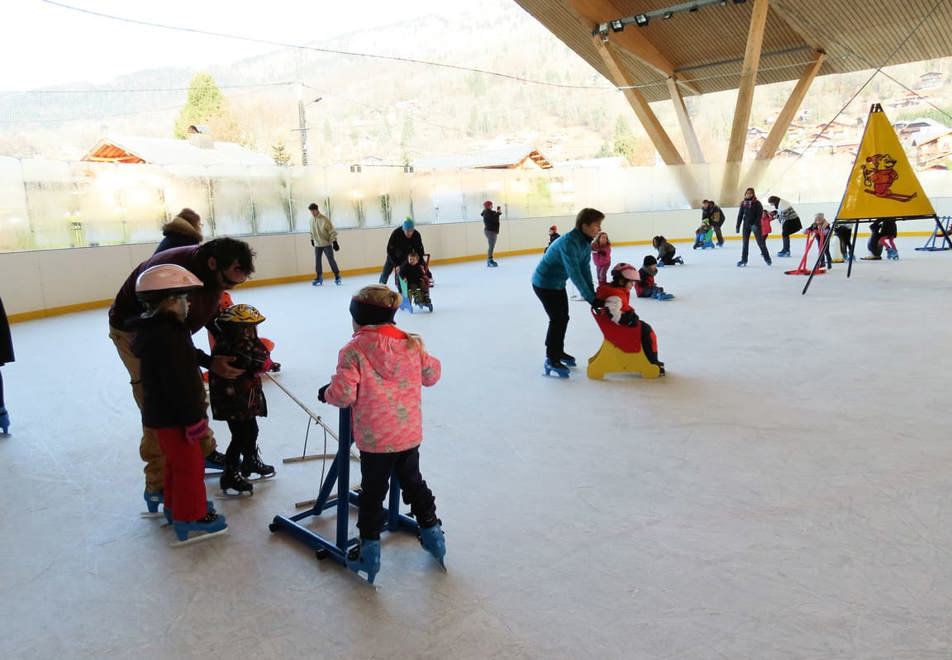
[322,168,367,229]
[247,167,291,234]
[288,167,326,233]
[367,168,412,228]
[75,163,168,246]
[163,165,213,231]
[208,166,255,237]
[21,159,74,250]
[0,157,30,252]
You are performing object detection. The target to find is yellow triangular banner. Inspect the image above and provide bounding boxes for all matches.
[835,104,936,221]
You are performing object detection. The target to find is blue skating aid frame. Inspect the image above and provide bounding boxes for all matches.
[268,407,419,578]
[915,216,952,251]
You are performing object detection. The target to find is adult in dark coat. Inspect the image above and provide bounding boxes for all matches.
[154,208,203,254]
[702,200,726,246]
[481,200,502,267]
[735,187,771,267]
[109,238,254,499]
[379,217,425,285]
[0,294,14,434]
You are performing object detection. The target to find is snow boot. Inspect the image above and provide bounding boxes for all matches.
[348,539,381,584]
[240,446,275,480]
[0,406,9,434]
[144,489,163,514]
[204,449,226,471]
[418,522,446,568]
[220,465,254,496]
[543,358,570,378]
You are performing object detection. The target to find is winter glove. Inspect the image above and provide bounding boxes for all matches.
[591,299,606,314]
[619,310,639,326]
[310,238,315,247]
[185,418,208,445]
[332,240,340,252]
[317,384,330,403]
[269,361,281,373]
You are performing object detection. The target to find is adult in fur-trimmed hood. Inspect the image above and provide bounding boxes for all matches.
[154,208,203,254]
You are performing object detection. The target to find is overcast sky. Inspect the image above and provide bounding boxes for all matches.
[1,0,457,90]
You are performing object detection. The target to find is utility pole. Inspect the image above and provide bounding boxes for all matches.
[295,84,322,166]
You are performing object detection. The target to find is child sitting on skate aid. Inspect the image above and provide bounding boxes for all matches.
[592,263,664,375]
[397,250,433,312]
[131,264,227,545]
[317,284,444,583]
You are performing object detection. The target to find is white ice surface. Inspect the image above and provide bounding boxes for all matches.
[2,236,952,659]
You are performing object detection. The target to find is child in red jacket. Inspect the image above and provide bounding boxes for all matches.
[636,256,674,300]
[594,263,663,372]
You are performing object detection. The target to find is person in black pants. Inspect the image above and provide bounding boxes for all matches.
[735,187,771,267]
[701,199,726,246]
[766,195,802,257]
[0,294,13,435]
[481,201,502,267]
[833,222,854,262]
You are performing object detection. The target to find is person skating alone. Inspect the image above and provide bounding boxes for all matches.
[208,304,280,496]
[309,202,342,286]
[481,201,502,267]
[735,187,772,267]
[0,294,13,435]
[318,284,444,583]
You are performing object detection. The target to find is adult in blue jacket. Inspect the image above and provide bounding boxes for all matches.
[531,207,604,376]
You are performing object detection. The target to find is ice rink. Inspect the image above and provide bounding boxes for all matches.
[2,235,951,659]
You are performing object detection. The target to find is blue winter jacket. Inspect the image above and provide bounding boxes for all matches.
[531,228,596,303]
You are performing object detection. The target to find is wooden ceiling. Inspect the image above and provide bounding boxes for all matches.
[514,0,952,102]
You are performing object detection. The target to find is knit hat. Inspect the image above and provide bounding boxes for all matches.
[349,297,397,326]
[402,217,414,231]
[483,200,493,209]
[643,255,657,267]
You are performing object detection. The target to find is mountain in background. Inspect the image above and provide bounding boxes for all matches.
[1,1,951,166]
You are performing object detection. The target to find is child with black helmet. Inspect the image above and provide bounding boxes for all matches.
[208,303,280,496]
[636,256,675,300]
[131,264,227,545]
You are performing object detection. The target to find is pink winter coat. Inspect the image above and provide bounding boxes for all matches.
[324,324,441,453]
[592,244,612,268]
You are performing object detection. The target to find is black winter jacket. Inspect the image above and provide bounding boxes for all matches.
[209,328,270,421]
[0,295,13,364]
[736,198,764,232]
[481,208,501,233]
[131,314,206,429]
[386,228,425,264]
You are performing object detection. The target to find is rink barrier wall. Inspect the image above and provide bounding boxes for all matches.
[2,205,945,322]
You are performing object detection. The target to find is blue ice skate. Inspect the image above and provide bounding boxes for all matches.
[653,291,675,301]
[164,500,216,525]
[348,539,381,584]
[170,513,227,547]
[143,489,163,515]
[0,406,9,434]
[543,358,570,378]
[419,523,446,570]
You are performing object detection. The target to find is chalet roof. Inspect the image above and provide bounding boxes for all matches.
[412,146,553,170]
[81,135,273,167]
[514,0,952,103]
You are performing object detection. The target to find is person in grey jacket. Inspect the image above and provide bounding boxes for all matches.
[309,202,341,286]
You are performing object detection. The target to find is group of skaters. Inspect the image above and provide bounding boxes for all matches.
[108,207,446,581]
[690,188,901,268]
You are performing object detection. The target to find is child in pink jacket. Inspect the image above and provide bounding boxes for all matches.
[318,284,443,583]
[591,231,612,285]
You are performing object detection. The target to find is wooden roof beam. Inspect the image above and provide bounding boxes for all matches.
[756,51,826,161]
[569,0,700,95]
[722,0,769,200]
[666,77,705,164]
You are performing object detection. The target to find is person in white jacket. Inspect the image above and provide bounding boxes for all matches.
[308,202,341,286]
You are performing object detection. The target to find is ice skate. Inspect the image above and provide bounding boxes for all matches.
[348,539,381,584]
[240,446,275,480]
[543,358,570,378]
[141,489,164,518]
[220,465,254,496]
[170,512,228,547]
[737,260,747,267]
[654,291,675,301]
[559,353,577,368]
[418,522,447,570]
[204,450,226,472]
[776,250,790,257]
[0,406,10,435]
[335,277,342,285]
[163,500,215,525]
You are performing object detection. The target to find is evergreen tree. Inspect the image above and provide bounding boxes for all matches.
[272,141,291,166]
[174,72,231,139]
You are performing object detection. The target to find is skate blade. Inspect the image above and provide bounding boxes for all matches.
[169,527,228,548]
[242,472,276,482]
[140,511,164,518]
[217,490,254,499]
